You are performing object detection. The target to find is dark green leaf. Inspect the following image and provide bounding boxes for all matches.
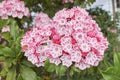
[0,56,5,61]
[0,45,16,57]
[1,32,11,41]
[21,60,35,67]
[17,74,23,80]
[10,20,19,40]
[16,30,24,46]
[20,65,37,80]
[55,65,67,76]
[0,68,7,76]
[72,66,80,73]
[70,68,74,76]
[74,0,79,6]
[44,59,50,69]
[101,67,120,80]
[47,64,55,72]
[37,77,43,80]
[114,53,120,66]
[88,0,95,4]
[0,58,13,76]
[0,19,9,29]
[6,66,16,80]
[70,66,80,76]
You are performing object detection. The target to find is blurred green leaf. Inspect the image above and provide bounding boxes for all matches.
[101,53,120,80]
[1,32,11,41]
[74,0,79,6]
[37,77,43,80]
[20,65,37,80]
[14,30,25,53]
[80,2,85,8]
[44,59,50,69]
[10,20,19,40]
[70,66,80,76]
[6,66,16,80]
[55,65,67,76]
[0,45,16,57]
[21,60,35,68]
[0,56,5,61]
[0,19,9,29]
[72,66,81,73]
[0,58,13,76]
[47,64,55,72]
[16,30,25,46]
[70,68,74,76]
[17,74,23,80]
[101,67,120,80]
[88,0,95,4]
[114,53,120,66]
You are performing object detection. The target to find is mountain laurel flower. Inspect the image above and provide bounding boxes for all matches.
[0,0,30,19]
[21,7,109,70]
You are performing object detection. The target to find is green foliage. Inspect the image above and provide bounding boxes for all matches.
[0,18,34,80]
[0,19,9,29]
[44,59,67,76]
[9,19,19,40]
[1,32,11,41]
[17,74,23,80]
[20,65,37,80]
[6,66,16,80]
[55,65,67,76]
[101,53,120,80]
[0,45,16,57]
[21,59,35,68]
[22,0,95,18]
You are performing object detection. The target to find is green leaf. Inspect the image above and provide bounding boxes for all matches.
[55,65,67,76]
[37,77,43,80]
[88,0,95,4]
[21,60,35,67]
[16,30,24,46]
[70,66,80,76]
[74,0,79,6]
[70,68,74,76]
[114,53,120,66]
[6,66,16,80]
[72,66,80,73]
[0,67,8,76]
[0,58,13,76]
[0,19,9,29]
[0,56,5,61]
[80,3,86,8]
[101,67,120,80]
[0,0,3,2]
[1,32,11,41]
[47,64,55,72]
[20,65,37,80]
[10,20,19,40]
[44,59,50,69]
[101,52,120,80]
[17,74,23,80]
[12,30,25,55]
[0,45,16,57]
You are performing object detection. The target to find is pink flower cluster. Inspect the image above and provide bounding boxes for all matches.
[62,0,74,3]
[0,0,29,19]
[21,7,109,70]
